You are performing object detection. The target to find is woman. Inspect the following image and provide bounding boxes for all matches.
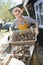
[10,7,39,36]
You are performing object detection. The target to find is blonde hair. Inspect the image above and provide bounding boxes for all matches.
[12,7,23,14]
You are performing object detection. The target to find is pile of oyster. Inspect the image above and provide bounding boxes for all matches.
[13,45,30,65]
[11,29,35,42]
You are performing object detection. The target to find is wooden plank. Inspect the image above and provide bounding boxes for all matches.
[9,40,36,45]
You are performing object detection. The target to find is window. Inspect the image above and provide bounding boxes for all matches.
[34,0,43,25]
[39,3,42,12]
[36,5,38,11]
[41,15,43,24]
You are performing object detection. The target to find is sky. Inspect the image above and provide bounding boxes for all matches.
[3,0,22,4]
[12,0,22,4]
[2,0,22,8]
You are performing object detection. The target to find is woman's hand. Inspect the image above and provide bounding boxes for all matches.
[35,27,39,36]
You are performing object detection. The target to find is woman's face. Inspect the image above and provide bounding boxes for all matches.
[13,9,22,19]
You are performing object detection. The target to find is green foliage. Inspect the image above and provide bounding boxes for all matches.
[0,0,15,23]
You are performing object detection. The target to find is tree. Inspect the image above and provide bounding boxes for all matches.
[0,0,16,23]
